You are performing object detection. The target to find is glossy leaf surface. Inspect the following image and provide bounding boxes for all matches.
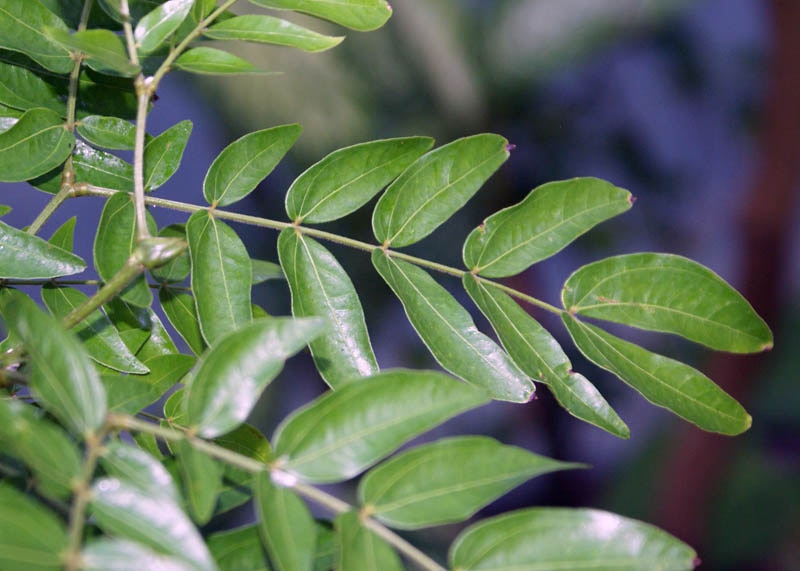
[42,285,149,374]
[463,275,628,438]
[248,0,392,31]
[174,47,263,75]
[184,317,324,438]
[102,354,194,414]
[0,0,72,73]
[0,483,67,571]
[208,525,270,571]
[46,28,139,76]
[204,124,301,207]
[562,253,773,353]
[91,478,215,571]
[359,436,579,529]
[0,107,73,181]
[464,178,632,277]
[94,192,156,307]
[450,508,697,570]
[186,210,252,345]
[176,439,221,524]
[563,314,751,435]
[160,289,206,355]
[373,252,534,402]
[77,115,136,149]
[273,369,489,482]
[0,292,106,434]
[372,134,508,247]
[0,219,85,278]
[0,58,65,114]
[81,538,196,571]
[205,14,343,52]
[336,511,402,571]
[285,136,433,223]
[101,440,181,503]
[33,139,133,194]
[144,120,192,190]
[134,0,194,54]
[278,229,378,388]
[255,474,316,571]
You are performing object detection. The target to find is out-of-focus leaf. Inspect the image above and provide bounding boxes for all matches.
[463,275,628,438]
[42,285,149,374]
[184,317,324,438]
[562,253,773,353]
[160,289,206,355]
[175,439,221,525]
[359,436,580,530]
[90,477,215,571]
[464,178,632,277]
[208,525,270,571]
[273,369,489,483]
[248,0,392,31]
[0,58,64,113]
[0,0,73,73]
[101,440,181,503]
[255,473,316,571]
[186,210,252,346]
[205,15,343,53]
[314,523,337,571]
[163,386,188,428]
[372,252,533,402]
[0,204,10,216]
[278,229,378,388]
[0,107,73,181]
[174,47,264,75]
[450,508,698,571]
[32,140,134,194]
[372,134,508,247]
[0,398,82,500]
[213,423,270,515]
[204,124,301,207]
[0,483,67,571]
[104,296,179,359]
[46,28,139,76]
[285,136,433,223]
[0,292,106,434]
[134,0,194,54]
[77,114,136,149]
[251,258,283,284]
[563,314,751,435]
[175,0,218,43]
[144,120,192,191]
[48,216,76,251]
[94,192,157,307]
[0,219,85,278]
[81,538,196,571]
[336,510,402,571]
[102,354,194,414]
[151,224,190,283]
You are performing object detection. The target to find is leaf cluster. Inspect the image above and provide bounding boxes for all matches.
[0,1,772,570]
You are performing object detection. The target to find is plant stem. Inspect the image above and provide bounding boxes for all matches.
[361,517,448,571]
[119,0,140,68]
[132,85,151,241]
[65,428,106,571]
[27,183,73,236]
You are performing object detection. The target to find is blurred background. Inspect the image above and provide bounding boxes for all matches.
[6,0,800,569]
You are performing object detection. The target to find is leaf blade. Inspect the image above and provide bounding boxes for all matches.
[336,511,403,571]
[204,14,344,53]
[247,0,392,31]
[134,0,194,54]
[0,219,85,279]
[0,107,74,181]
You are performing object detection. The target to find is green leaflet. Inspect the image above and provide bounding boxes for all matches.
[186,210,253,345]
[562,253,773,353]
[159,289,206,355]
[204,124,301,207]
[48,216,76,251]
[134,0,194,54]
[463,177,633,277]
[90,478,215,571]
[278,229,378,388]
[33,139,133,194]
[174,47,264,75]
[0,0,73,73]
[0,291,107,435]
[0,483,68,571]
[81,538,196,571]
[175,439,222,525]
[248,0,392,31]
[77,114,136,150]
[183,317,324,438]
[336,511,403,571]
[208,525,270,571]
[213,424,271,516]
[562,314,751,435]
[372,134,509,247]
[204,15,344,53]
[251,258,283,284]
[359,436,580,530]
[372,251,534,402]
[102,354,194,414]
[41,285,148,374]
[46,28,139,76]
[273,369,489,483]
[285,136,434,223]
[463,275,629,438]
[450,508,697,571]
[0,107,74,182]
[150,224,191,283]
[0,219,85,279]
[144,120,192,191]
[94,192,156,307]
[0,399,82,500]
[101,440,181,504]
[255,474,316,571]
[0,58,65,114]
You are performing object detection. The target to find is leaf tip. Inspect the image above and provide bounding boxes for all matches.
[505,143,516,153]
